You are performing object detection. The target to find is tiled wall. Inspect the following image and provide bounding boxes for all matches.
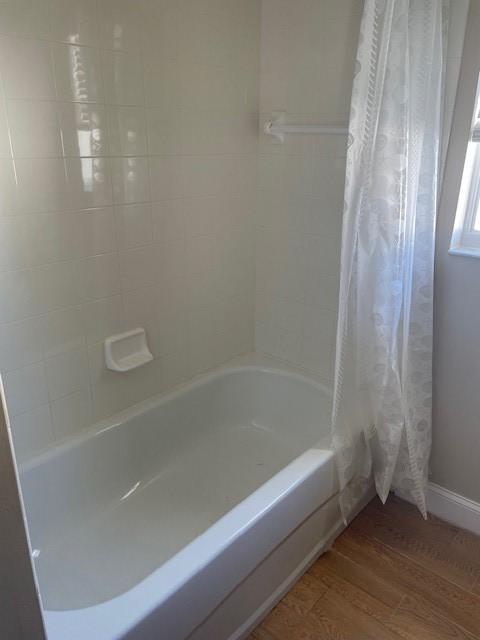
[0,0,468,463]
[0,0,260,461]
[255,0,361,381]
[255,0,469,383]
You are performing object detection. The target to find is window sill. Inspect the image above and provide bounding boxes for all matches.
[448,246,480,259]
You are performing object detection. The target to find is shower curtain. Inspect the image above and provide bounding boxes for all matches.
[332,0,448,518]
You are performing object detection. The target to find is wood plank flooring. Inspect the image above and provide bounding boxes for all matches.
[249,495,480,640]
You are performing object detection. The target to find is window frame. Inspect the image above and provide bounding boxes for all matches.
[449,73,480,258]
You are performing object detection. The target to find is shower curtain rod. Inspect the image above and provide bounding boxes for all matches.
[264,112,348,143]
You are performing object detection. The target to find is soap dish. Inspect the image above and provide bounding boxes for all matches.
[105,328,153,372]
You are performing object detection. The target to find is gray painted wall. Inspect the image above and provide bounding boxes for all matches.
[432,0,480,502]
[0,396,45,639]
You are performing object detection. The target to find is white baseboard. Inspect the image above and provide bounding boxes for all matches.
[426,482,480,536]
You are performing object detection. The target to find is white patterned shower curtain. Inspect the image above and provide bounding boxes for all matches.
[332,0,448,518]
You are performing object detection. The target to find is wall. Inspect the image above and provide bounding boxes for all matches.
[0,0,259,462]
[255,0,362,381]
[255,0,468,385]
[441,0,471,178]
[0,395,45,639]
[0,0,472,503]
[255,0,473,503]
[432,0,480,503]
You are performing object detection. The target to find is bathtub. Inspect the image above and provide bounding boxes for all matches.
[19,355,369,640]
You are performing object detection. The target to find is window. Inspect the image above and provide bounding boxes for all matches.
[450,73,480,257]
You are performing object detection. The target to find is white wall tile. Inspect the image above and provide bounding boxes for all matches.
[154,306,187,356]
[181,156,221,198]
[0,269,36,323]
[186,235,216,278]
[0,101,10,158]
[30,262,81,315]
[97,0,141,53]
[10,405,54,462]
[115,203,153,250]
[52,43,104,103]
[107,106,147,156]
[119,246,156,291]
[14,212,96,266]
[179,10,237,70]
[141,7,179,64]
[180,63,237,111]
[143,59,180,109]
[305,273,339,311]
[1,214,78,268]
[45,348,89,401]
[299,306,337,378]
[0,318,44,372]
[57,102,108,157]
[307,196,343,238]
[112,157,150,204]
[66,158,113,209]
[3,363,49,417]
[0,37,55,99]
[49,0,98,46]
[81,295,125,345]
[154,238,187,285]
[149,157,183,201]
[146,108,181,156]
[122,286,156,342]
[101,50,144,106]
[41,306,85,359]
[198,109,253,153]
[78,208,117,257]
[305,234,341,280]
[152,199,185,243]
[77,253,120,300]
[7,100,63,158]
[0,159,17,216]
[0,0,51,39]
[0,0,259,458]
[0,263,68,320]
[50,388,92,439]
[14,158,69,214]
[255,0,359,378]
[0,219,25,271]
[159,348,187,391]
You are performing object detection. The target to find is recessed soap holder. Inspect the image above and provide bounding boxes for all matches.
[105,328,153,372]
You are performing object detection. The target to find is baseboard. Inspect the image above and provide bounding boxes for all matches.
[426,482,480,536]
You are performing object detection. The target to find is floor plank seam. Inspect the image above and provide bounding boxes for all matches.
[366,532,479,590]
[361,534,480,601]
[470,574,480,594]
[327,549,404,611]
[388,592,407,619]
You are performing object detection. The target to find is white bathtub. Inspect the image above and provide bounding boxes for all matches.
[19,355,368,640]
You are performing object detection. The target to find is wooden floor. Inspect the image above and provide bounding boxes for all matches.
[248,495,480,640]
